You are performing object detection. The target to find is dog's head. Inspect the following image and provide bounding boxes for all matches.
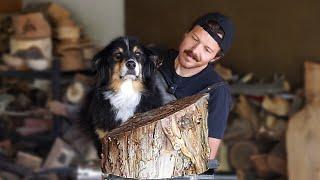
[92,36,157,91]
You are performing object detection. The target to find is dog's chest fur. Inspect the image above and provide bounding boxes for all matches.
[103,80,142,123]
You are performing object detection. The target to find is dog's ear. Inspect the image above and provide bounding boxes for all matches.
[91,46,113,87]
[142,47,160,81]
[91,51,103,72]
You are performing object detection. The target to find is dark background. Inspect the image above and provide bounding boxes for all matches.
[126,0,320,88]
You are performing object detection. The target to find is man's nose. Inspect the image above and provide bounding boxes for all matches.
[191,42,201,54]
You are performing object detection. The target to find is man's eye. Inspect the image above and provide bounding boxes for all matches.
[192,36,198,41]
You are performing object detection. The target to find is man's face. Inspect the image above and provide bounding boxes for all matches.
[177,25,221,70]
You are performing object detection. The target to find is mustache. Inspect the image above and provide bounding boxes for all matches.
[184,50,199,61]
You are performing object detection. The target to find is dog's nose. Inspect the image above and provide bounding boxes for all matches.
[126,60,136,69]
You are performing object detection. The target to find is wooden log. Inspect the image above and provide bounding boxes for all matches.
[60,49,85,71]
[269,140,286,174]
[10,37,52,59]
[236,95,260,133]
[264,115,287,141]
[230,79,290,96]
[250,154,270,177]
[214,63,232,81]
[56,19,80,41]
[2,54,27,70]
[305,61,320,103]
[101,94,210,179]
[229,141,259,170]
[15,151,43,171]
[43,138,76,169]
[66,81,86,104]
[287,101,320,180]
[236,169,256,180]
[46,3,71,24]
[223,118,253,141]
[262,96,290,116]
[12,12,51,39]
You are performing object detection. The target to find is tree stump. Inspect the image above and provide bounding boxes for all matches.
[101,94,210,179]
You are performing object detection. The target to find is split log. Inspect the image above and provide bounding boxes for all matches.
[10,37,52,59]
[46,3,71,24]
[60,49,85,71]
[223,118,253,141]
[2,54,27,70]
[236,95,260,133]
[267,141,287,176]
[287,101,320,180]
[236,169,256,180]
[304,61,320,103]
[214,63,232,81]
[56,19,80,41]
[230,80,290,96]
[15,151,43,171]
[12,12,51,39]
[262,96,290,116]
[56,40,80,54]
[229,141,259,170]
[101,94,210,179]
[250,154,270,177]
[66,81,86,104]
[240,73,254,83]
[43,138,76,169]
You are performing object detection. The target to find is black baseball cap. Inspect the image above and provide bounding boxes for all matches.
[191,12,234,54]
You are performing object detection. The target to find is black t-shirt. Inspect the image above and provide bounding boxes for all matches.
[158,50,232,139]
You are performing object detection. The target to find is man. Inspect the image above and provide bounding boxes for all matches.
[157,12,234,172]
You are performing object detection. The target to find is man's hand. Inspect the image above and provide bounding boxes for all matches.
[208,137,221,159]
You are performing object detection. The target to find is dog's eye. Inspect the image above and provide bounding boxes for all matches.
[135,52,142,57]
[114,53,122,59]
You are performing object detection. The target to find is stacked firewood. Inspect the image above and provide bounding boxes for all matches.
[45,3,96,71]
[214,64,305,180]
[0,2,97,72]
[0,75,98,179]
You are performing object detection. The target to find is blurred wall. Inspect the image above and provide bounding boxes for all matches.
[126,0,320,88]
[24,0,125,46]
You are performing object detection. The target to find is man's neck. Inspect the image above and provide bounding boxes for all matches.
[174,58,207,77]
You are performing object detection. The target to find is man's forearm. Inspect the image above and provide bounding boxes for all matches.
[208,137,221,159]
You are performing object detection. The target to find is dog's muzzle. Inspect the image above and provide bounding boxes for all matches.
[120,59,140,80]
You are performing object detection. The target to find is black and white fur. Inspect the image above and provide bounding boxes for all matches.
[80,37,163,155]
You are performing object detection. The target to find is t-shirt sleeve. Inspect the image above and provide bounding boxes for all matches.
[207,84,233,139]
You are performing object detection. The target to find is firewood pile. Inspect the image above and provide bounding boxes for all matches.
[214,63,309,180]
[0,3,100,180]
[0,2,98,72]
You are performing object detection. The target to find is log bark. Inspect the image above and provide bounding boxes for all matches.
[287,101,320,180]
[101,94,210,179]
